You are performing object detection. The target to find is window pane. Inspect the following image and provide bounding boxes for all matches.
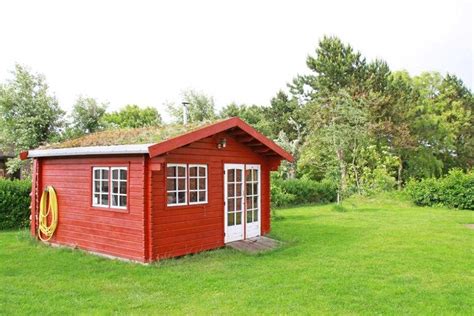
[178,191,186,203]
[236,170,242,182]
[102,180,109,193]
[235,212,242,225]
[120,196,127,207]
[190,191,198,202]
[112,181,119,194]
[253,196,258,208]
[228,198,235,212]
[178,178,186,190]
[236,184,242,196]
[167,166,176,177]
[190,178,197,190]
[199,178,205,190]
[198,191,206,202]
[245,169,251,181]
[120,181,127,194]
[94,194,100,204]
[246,197,252,210]
[246,183,252,195]
[94,169,100,179]
[199,167,205,177]
[253,183,258,195]
[253,170,258,181]
[112,169,119,180]
[101,194,109,205]
[178,166,186,177]
[112,194,118,206]
[166,179,176,191]
[167,192,176,204]
[101,169,109,179]
[228,169,234,182]
[189,167,197,177]
[247,210,252,223]
[120,169,127,180]
[254,210,258,221]
[227,184,234,197]
[227,213,234,226]
[94,181,100,193]
[235,198,242,211]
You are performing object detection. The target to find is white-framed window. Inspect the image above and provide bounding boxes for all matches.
[111,167,128,209]
[92,166,128,210]
[93,167,110,208]
[166,164,187,206]
[189,164,207,204]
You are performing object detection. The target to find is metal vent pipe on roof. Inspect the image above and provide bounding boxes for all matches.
[182,101,189,125]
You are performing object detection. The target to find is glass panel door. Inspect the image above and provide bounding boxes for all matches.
[245,165,260,238]
[224,164,244,243]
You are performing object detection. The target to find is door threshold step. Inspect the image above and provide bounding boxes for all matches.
[226,236,281,253]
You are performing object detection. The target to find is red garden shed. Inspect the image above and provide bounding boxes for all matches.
[21,117,293,262]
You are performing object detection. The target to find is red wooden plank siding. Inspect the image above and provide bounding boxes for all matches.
[36,155,147,261]
[150,132,274,260]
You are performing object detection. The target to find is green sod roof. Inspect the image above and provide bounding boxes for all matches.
[41,120,221,149]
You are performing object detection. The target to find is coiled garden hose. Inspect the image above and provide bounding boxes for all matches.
[38,186,58,241]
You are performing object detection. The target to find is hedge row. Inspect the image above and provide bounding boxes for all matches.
[405,169,473,210]
[0,179,31,229]
[271,178,337,208]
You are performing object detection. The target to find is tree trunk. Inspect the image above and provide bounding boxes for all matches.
[397,157,403,190]
[336,148,346,203]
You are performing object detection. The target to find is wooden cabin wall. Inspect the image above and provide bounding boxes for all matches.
[33,155,147,261]
[150,133,271,260]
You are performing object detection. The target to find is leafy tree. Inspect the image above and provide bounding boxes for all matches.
[167,89,217,123]
[219,103,271,135]
[0,64,64,174]
[71,96,107,134]
[103,104,162,128]
[265,91,304,140]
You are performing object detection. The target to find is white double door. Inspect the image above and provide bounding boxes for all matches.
[224,164,261,243]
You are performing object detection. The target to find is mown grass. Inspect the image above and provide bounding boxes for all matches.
[0,194,473,315]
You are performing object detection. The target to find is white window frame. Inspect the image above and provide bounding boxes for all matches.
[189,164,208,205]
[92,167,110,208]
[166,163,188,207]
[111,167,128,210]
[92,166,128,210]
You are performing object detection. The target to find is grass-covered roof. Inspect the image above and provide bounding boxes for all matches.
[41,120,220,149]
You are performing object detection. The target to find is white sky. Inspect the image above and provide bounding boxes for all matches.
[0,0,472,121]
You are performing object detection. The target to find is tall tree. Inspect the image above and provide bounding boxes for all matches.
[71,96,107,134]
[167,89,217,123]
[103,104,162,128]
[219,103,271,136]
[0,64,64,173]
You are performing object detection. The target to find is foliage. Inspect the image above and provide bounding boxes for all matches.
[71,96,107,134]
[0,64,64,174]
[405,169,474,210]
[219,103,272,136]
[102,104,162,128]
[1,196,473,314]
[271,177,337,207]
[167,89,217,123]
[0,179,31,229]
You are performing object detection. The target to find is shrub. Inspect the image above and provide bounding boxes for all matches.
[405,169,473,210]
[0,179,31,229]
[271,177,337,207]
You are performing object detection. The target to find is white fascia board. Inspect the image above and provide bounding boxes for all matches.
[28,144,154,158]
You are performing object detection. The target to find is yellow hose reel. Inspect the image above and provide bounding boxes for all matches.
[38,186,58,241]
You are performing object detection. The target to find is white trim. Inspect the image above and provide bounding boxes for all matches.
[245,164,261,238]
[92,167,110,208]
[188,164,208,205]
[166,163,188,207]
[28,144,153,158]
[224,163,245,243]
[110,167,128,210]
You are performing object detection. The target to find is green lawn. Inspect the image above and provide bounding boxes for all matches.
[1,194,473,315]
